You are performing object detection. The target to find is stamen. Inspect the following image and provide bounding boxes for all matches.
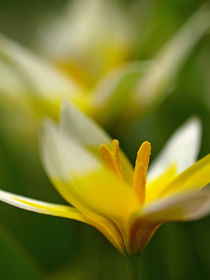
[100,140,123,180]
[135,141,151,174]
[112,139,123,177]
[133,141,151,204]
[100,144,117,174]
[133,163,146,205]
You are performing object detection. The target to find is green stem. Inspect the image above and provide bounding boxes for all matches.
[126,256,139,280]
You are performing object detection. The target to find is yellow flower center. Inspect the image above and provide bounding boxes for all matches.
[100,140,151,205]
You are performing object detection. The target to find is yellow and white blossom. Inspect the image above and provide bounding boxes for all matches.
[0,102,210,255]
[0,5,210,126]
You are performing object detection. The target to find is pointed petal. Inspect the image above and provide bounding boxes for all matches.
[0,34,84,114]
[0,190,86,222]
[133,5,210,111]
[148,118,201,180]
[60,100,110,147]
[41,119,101,190]
[129,187,210,254]
[159,154,210,198]
[60,101,133,183]
[0,189,124,253]
[142,187,210,222]
[146,164,177,203]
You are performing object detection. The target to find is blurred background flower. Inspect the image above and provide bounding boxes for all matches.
[0,0,210,279]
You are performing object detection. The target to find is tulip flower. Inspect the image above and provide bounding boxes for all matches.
[0,102,209,256]
[0,5,210,126]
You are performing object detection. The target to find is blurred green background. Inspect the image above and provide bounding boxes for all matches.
[0,0,210,279]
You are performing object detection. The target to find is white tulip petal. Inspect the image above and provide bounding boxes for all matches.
[134,6,210,109]
[128,187,210,254]
[142,187,210,222]
[60,100,110,146]
[0,188,125,254]
[0,190,86,222]
[148,118,201,180]
[0,33,81,99]
[41,119,100,184]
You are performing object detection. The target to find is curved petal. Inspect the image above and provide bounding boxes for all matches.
[60,100,110,146]
[0,190,86,222]
[0,34,81,96]
[0,189,125,253]
[0,34,86,118]
[145,164,177,204]
[59,101,133,183]
[148,118,201,181]
[129,187,210,254]
[142,187,210,222]
[133,6,210,111]
[159,154,210,198]
[41,119,101,185]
